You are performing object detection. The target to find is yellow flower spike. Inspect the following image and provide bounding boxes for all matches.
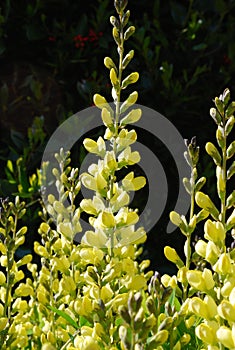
[204,219,226,244]
[190,297,209,319]
[195,323,216,345]
[218,300,235,322]
[195,239,207,258]
[217,326,235,349]
[213,253,232,275]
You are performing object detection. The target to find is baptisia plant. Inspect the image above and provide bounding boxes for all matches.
[164,88,235,349]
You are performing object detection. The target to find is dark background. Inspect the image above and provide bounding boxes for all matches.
[0,0,235,272]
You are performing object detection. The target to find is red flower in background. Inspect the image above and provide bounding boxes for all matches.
[73,29,103,48]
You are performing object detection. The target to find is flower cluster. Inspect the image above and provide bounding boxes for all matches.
[73,29,103,48]
[164,88,235,349]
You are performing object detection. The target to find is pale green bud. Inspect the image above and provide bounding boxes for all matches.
[101,108,113,127]
[225,115,235,136]
[122,50,134,69]
[124,26,135,40]
[110,68,119,86]
[93,94,108,109]
[121,72,139,89]
[227,208,235,228]
[164,246,183,266]
[104,56,116,70]
[205,142,221,166]
[227,141,235,159]
[120,91,138,114]
[227,161,235,180]
[120,108,142,125]
[195,192,219,219]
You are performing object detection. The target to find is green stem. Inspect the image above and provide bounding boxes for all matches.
[109,12,124,254]
[221,127,227,226]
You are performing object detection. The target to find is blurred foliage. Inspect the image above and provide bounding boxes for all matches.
[0,0,235,270]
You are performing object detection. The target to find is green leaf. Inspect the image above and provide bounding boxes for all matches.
[48,306,79,329]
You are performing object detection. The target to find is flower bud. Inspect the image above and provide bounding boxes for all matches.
[195,192,219,219]
[101,108,113,127]
[121,72,139,89]
[110,68,119,86]
[164,246,183,267]
[205,142,221,166]
[124,26,135,40]
[104,56,116,70]
[120,91,138,113]
[120,108,142,125]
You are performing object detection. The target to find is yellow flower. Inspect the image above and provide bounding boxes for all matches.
[195,323,217,345]
[217,326,235,349]
[74,335,100,350]
[190,297,208,319]
[204,220,225,244]
[213,253,232,275]
[187,268,214,292]
[0,317,8,331]
[0,271,6,285]
[218,300,235,322]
